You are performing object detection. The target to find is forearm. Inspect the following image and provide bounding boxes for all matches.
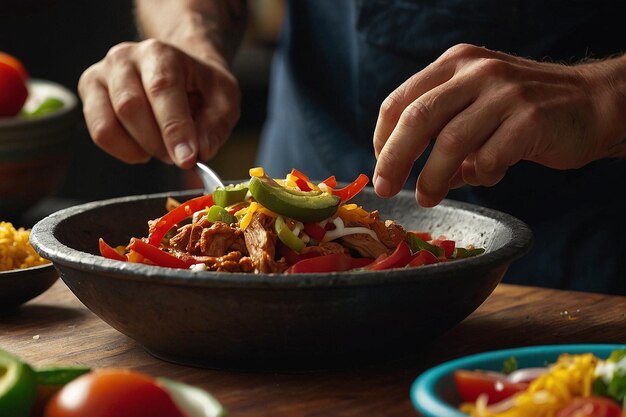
[134,0,247,66]
[578,54,626,159]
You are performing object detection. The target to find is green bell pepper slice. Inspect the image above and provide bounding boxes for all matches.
[405,232,444,257]
[249,175,340,222]
[275,215,305,252]
[0,349,37,417]
[207,205,237,224]
[213,184,249,208]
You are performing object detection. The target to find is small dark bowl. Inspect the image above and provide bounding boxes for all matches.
[0,263,58,312]
[30,189,532,370]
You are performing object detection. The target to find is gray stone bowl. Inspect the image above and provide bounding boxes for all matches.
[30,189,532,370]
[0,263,58,312]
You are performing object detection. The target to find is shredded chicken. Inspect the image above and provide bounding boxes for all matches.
[340,234,390,259]
[243,213,288,273]
[169,218,246,257]
[371,220,406,249]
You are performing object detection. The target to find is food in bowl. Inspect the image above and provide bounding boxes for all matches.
[98,167,485,274]
[0,348,224,417]
[0,221,50,271]
[455,349,626,417]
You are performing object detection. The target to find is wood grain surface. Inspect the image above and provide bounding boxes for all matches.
[2,280,626,416]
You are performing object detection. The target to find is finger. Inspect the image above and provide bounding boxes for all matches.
[471,115,528,186]
[415,90,510,206]
[137,41,199,168]
[374,77,476,198]
[80,75,149,164]
[107,61,172,164]
[373,60,456,159]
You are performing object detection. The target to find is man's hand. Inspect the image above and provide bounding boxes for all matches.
[78,39,240,169]
[372,43,626,207]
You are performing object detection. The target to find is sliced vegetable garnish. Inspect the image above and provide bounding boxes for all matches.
[158,377,226,417]
[275,215,305,252]
[405,232,444,258]
[332,174,369,202]
[212,183,248,208]
[148,194,214,246]
[128,238,191,269]
[408,250,439,267]
[368,241,412,270]
[206,205,236,224]
[249,175,340,222]
[99,238,126,262]
[454,247,486,259]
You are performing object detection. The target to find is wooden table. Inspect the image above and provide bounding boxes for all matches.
[2,280,626,416]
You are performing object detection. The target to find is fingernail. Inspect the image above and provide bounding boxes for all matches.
[374,174,392,197]
[174,142,195,165]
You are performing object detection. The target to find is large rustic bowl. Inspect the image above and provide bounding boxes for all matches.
[0,79,79,220]
[30,189,532,370]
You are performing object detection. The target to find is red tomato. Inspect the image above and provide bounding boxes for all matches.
[45,369,188,417]
[0,51,28,80]
[556,397,623,417]
[0,61,28,117]
[454,370,529,405]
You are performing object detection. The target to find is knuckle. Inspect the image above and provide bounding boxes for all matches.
[439,43,480,64]
[112,92,143,118]
[399,100,430,129]
[106,42,135,61]
[160,118,189,141]
[377,149,409,174]
[145,70,178,96]
[436,129,466,157]
[379,93,402,122]
[90,119,115,147]
[475,148,504,178]
[473,58,510,79]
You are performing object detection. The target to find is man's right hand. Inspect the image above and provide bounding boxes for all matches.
[78,39,240,169]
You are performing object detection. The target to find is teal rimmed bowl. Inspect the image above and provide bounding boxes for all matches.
[411,344,626,417]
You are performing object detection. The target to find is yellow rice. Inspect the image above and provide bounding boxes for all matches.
[0,221,50,271]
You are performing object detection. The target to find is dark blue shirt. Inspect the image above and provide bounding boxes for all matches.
[257,0,626,293]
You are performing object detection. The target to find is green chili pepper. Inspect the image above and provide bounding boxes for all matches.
[275,215,305,252]
[0,349,37,417]
[405,232,444,257]
[207,205,236,224]
[213,184,249,208]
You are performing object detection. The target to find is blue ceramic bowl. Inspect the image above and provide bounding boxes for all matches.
[411,344,626,417]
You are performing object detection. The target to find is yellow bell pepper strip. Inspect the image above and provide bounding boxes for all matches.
[367,241,413,270]
[148,194,214,246]
[332,174,369,202]
[212,184,248,208]
[206,205,236,224]
[405,232,445,258]
[128,238,192,269]
[275,215,305,252]
[249,166,265,177]
[99,238,127,262]
[248,175,340,223]
[0,348,37,417]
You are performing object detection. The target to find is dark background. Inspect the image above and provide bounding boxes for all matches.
[1,0,280,208]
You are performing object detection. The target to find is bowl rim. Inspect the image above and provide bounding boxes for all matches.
[30,188,533,289]
[0,262,55,278]
[0,78,78,129]
[410,343,626,417]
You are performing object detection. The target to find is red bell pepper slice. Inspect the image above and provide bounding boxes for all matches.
[321,176,337,188]
[303,222,326,241]
[99,238,126,262]
[411,231,433,241]
[409,250,440,267]
[290,168,310,182]
[432,239,456,258]
[350,257,374,269]
[332,174,369,202]
[148,194,214,246]
[287,253,354,274]
[128,238,191,269]
[295,178,312,191]
[367,241,412,270]
[279,242,322,265]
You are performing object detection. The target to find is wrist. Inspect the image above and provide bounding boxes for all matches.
[578,55,626,159]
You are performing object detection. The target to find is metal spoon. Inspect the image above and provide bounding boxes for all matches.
[195,161,225,194]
